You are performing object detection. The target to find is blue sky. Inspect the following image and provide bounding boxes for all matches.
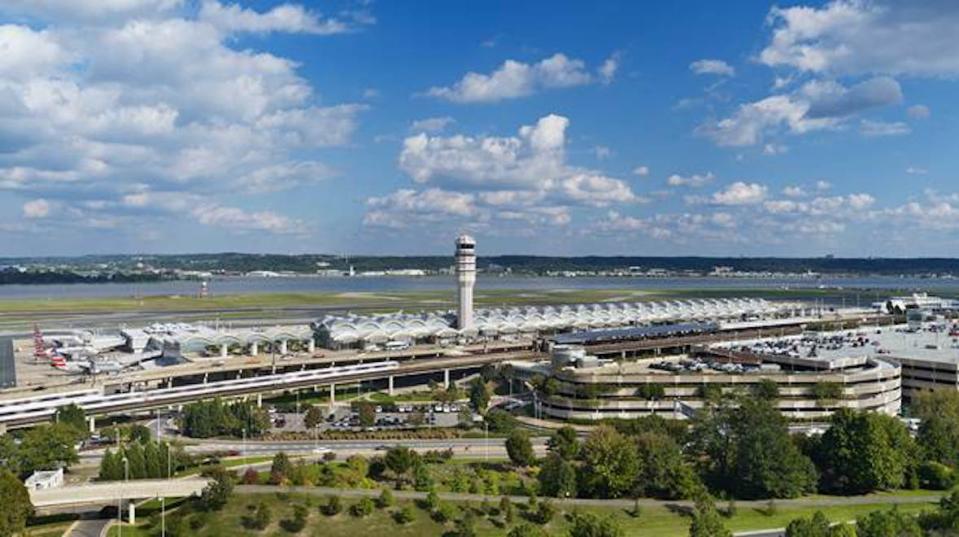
[1,0,958,257]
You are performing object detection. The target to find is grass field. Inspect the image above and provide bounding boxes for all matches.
[103,491,938,537]
[0,285,890,316]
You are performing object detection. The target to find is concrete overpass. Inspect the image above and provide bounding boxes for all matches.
[30,478,209,521]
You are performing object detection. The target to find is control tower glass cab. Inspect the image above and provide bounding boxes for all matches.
[455,234,476,330]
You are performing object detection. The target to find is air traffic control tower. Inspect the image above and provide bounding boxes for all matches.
[455,234,476,330]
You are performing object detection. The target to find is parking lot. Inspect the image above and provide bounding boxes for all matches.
[268,403,462,433]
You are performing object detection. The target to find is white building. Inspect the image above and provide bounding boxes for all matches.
[25,468,64,490]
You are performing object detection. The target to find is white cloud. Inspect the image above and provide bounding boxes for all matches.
[763,143,788,155]
[859,119,910,136]
[816,180,832,191]
[368,114,640,230]
[198,1,356,35]
[667,172,714,188]
[907,104,931,119]
[425,53,601,103]
[632,166,650,177]
[759,0,959,77]
[905,166,927,175]
[783,186,806,197]
[710,182,768,205]
[22,198,51,218]
[0,4,365,238]
[592,145,612,160]
[690,59,735,77]
[698,77,900,146]
[598,52,621,84]
[410,116,456,133]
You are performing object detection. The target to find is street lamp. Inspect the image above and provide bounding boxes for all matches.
[162,442,171,537]
[242,428,247,466]
[484,420,489,463]
[119,456,129,536]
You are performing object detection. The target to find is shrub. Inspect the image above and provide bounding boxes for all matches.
[394,505,415,524]
[243,502,271,530]
[350,497,375,518]
[322,495,342,516]
[919,461,956,490]
[432,502,458,523]
[532,499,556,525]
[241,467,259,485]
[500,496,514,524]
[377,488,395,508]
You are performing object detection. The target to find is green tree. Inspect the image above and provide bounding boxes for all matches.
[385,446,417,478]
[303,405,324,430]
[578,425,639,499]
[413,461,434,491]
[500,496,514,524]
[125,442,147,479]
[128,424,151,444]
[199,465,234,511]
[251,501,271,530]
[547,426,580,460]
[785,511,832,537]
[0,434,18,475]
[914,390,959,466]
[322,495,342,516]
[469,377,491,412]
[454,509,477,537]
[486,409,517,433]
[98,448,123,481]
[53,403,87,436]
[688,491,732,537]
[506,429,535,467]
[17,423,80,476]
[538,453,577,498]
[567,511,625,537]
[270,452,293,485]
[0,469,33,537]
[394,505,415,524]
[357,402,376,427]
[377,487,394,508]
[691,397,816,499]
[634,432,698,500]
[753,379,780,401]
[143,441,162,478]
[856,507,922,537]
[812,408,916,494]
[350,497,374,517]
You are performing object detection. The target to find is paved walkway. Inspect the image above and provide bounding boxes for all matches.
[66,518,111,537]
[235,485,943,510]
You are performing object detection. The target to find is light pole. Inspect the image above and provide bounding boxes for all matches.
[162,442,171,537]
[242,427,247,466]
[484,420,489,463]
[119,456,129,536]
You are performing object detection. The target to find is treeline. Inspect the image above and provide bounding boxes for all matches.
[10,253,959,276]
[0,404,88,479]
[529,389,959,503]
[0,267,171,285]
[179,398,270,438]
[99,438,180,480]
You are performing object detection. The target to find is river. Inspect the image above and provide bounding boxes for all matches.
[0,275,956,300]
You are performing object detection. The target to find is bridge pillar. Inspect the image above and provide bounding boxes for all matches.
[443,369,450,388]
[203,373,208,384]
[388,375,394,396]
[220,344,228,358]
[128,502,136,525]
[307,339,316,354]
[256,393,262,408]
[330,383,335,404]
[88,416,96,433]
[279,340,288,355]
[250,342,258,356]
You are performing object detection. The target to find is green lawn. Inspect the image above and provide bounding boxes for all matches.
[103,491,938,537]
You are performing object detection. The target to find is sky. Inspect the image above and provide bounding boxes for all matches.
[1,0,958,257]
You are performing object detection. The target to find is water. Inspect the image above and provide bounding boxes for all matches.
[0,274,955,300]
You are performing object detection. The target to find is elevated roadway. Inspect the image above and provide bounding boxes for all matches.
[30,478,209,510]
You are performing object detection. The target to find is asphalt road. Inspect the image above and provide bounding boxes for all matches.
[67,518,111,537]
[0,336,15,388]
